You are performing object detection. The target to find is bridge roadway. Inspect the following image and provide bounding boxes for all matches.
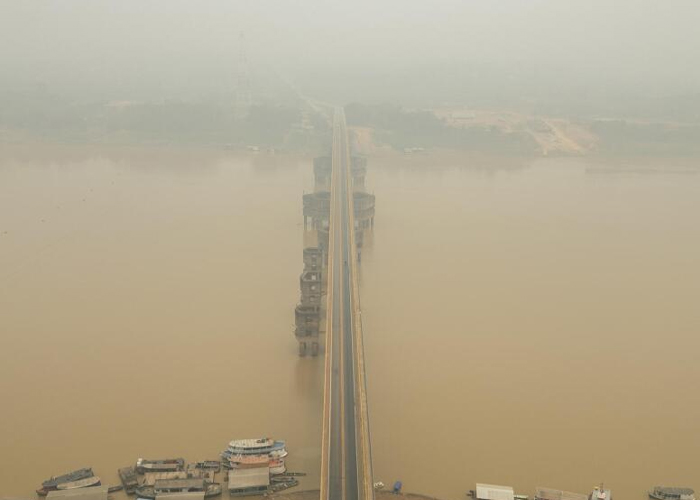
[320,109,374,500]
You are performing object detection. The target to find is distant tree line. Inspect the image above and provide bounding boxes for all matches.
[0,87,303,148]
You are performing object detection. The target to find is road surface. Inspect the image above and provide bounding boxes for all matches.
[321,109,373,500]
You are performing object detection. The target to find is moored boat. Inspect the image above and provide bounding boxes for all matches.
[135,482,222,499]
[142,471,188,486]
[269,449,288,459]
[228,438,274,450]
[226,455,286,475]
[136,458,185,473]
[222,438,286,457]
[37,468,95,496]
[270,479,299,492]
[650,488,695,500]
[269,459,286,475]
[56,476,101,490]
[536,487,588,500]
[134,486,157,500]
[227,455,270,468]
[118,466,138,494]
[272,474,303,483]
[204,484,223,498]
[195,461,221,472]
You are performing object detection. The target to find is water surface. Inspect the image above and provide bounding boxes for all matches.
[362,155,700,500]
[1,145,698,498]
[0,145,323,496]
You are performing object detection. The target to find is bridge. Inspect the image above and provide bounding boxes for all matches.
[320,109,374,500]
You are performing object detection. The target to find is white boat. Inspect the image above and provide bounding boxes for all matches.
[269,449,288,459]
[56,477,101,490]
[228,455,270,468]
[227,456,286,475]
[222,438,286,458]
[269,459,286,475]
[224,449,287,465]
[228,438,274,450]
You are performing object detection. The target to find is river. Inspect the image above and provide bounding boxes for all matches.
[0,144,698,498]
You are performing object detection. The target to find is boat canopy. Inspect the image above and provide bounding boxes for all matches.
[477,484,515,500]
[536,487,588,500]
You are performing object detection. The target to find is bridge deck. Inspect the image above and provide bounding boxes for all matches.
[320,109,373,500]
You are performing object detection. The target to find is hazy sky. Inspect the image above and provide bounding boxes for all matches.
[1,1,699,101]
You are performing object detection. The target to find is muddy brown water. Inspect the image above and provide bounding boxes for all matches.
[1,145,698,498]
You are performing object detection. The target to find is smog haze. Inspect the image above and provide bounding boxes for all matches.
[1,2,700,499]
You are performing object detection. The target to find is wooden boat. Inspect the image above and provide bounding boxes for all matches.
[195,461,221,472]
[650,488,695,500]
[136,458,185,473]
[269,479,299,492]
[118,466,139,494]
[185,465,216,481]
[56,476,101,490]
[204,484,223,497]
[135,482,222,499]
[142,471,188,486]
[37,468,95,496]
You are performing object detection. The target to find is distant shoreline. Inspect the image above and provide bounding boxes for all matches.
[1,136,699,166]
